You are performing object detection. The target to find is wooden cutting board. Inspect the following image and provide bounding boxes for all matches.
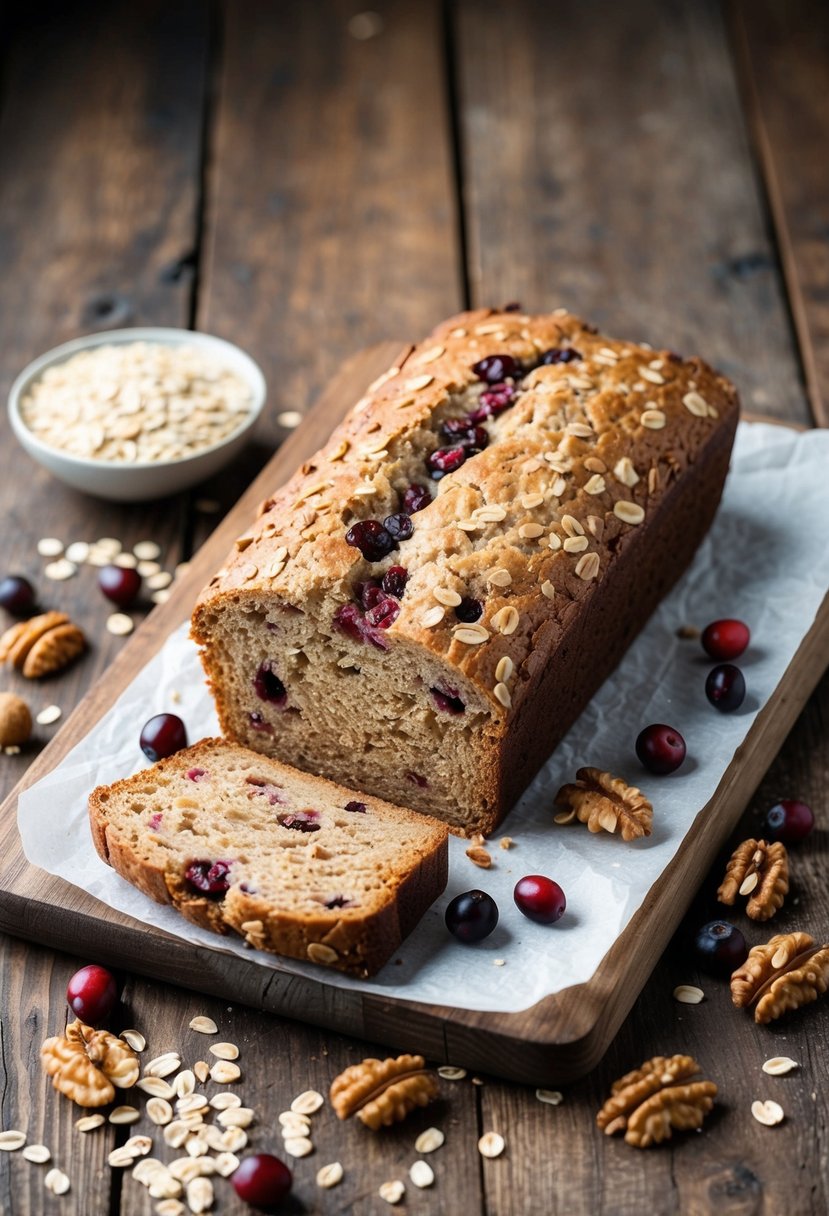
[1,344,826,1085]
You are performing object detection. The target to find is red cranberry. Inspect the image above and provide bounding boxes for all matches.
[476,382,516,416]
[99,564,142,608]
[185,860,232,897]
[66,964,118,1024]
[402,483,431,514]
[455,597,483,623]
[139,713,187,762]
[539,347,582,364]
[365,596,400,629]
[246,777,284,805]
[383,512,414,541]
[381,566,408,598]
[701,619,750,661]
[471,353,519,384]
[445,889,499,943]
[764,799,815,843]
[357,579,384,610]
[344,800,366,813]
[253,661,287,705]
[149,812,163,830]
[514,875,566,924]
[427,445,467,480]
[0,574,35,615]
[694,920,748,975]
[635,723,686,774]
[406,771,429,788]
[441,419,489,450]
[345,519,395,562]
[186,768,207,782]
[232,1153,292,1213]
[333,603,389,650]
[248,711,274,733]
[705,664,746,713]
[278,811,321,833]
[431,686,466,714]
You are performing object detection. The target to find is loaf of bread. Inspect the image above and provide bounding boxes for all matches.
[192,308,739,836]
[88,739,449,977]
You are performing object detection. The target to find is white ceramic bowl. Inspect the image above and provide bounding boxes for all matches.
[8,327,267,502]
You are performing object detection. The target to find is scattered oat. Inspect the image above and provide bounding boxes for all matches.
[189,1015,218,1035]
[138,1077,176,1099]
[186,1175,214,1213]
[471,1076,485,1086]
[44,559,77,581]
[277,411,302,429]
[554,809,576,825]
[76,1114,106,1132]
[493,682,511,709]
[478,1131,505,1158]
[640,408,666,430]
[614,501,645,525]
[147,1098,174,1126]
[146,1052,182,1078]
[209,1061,240,1085]
[433,587,462,608]
[44,1168,70,1195]
[155,1202,185,1216]
[213,1152,239,1178]
[147,571,173,591]
[291,1090,324,1115]
[415,1127,445,1154]
[23,1144,51,1163]
[283,1137,314,1158]
[316,1161,344,1188]
[134,541,161,561]
[762,1057,798,1076]
[541,579,555,599]
[116,552,139,569]
[437,1066,466,1081]
[110,1106,141,1125]
[536,1089,563,1105]
[422,606,445,629]
[751,1099,785,1126]
[137,559,161,577]
[673,985,705,1005]
[106,613,134,637]
[152,589,171,605]
[37,537,64,558]
[0,1130,25,1152]
[120,1029,146,1052]
[493,959,506,967]
[173,1071,196,1099]
[36,704,61,726]
[410,1160,435,1188]
[194,1062,210,1084]
[210,1093,242,1111]
[379,1180,405,1204]
[65,541,90,563]
[209,1043,239,1062]
[176,1094,209,1116]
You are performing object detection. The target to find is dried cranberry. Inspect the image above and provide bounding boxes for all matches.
[539,347,582,364]
[477,382,517,417]
[278,811,321,833]
[365,597,400,629]
[441,419,490,451]
[185,860,232,897]
[149,812,163,830]
[186,768,207,782]
[357,579,384,610]
[427,445,467,480]
[402,483,431,514]
[472,353,519,383]
[333,603,389,650]
[431,686,466,714]
[381,566,408,597]
[345,519,395,562]
[248,711,274,733]
[455,597,483,623]
[344,800,366,813]
[383,512,414,542]
[246,777,284,805]
[253,661,287,705]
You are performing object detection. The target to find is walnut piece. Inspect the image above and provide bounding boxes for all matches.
[717,838,789,920]
[554,767,652,841]
[330,1054,439,1131]
[730,931,829,1024]
[598,1054,716,1147]
[40,1019,139,1106]
[0,611,86,678]
[597,1055,700,1130]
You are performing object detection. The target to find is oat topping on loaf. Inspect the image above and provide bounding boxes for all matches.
[88,739,449,977]
[192,308,739,835]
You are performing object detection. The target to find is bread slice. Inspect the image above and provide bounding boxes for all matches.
[89,738,448,977]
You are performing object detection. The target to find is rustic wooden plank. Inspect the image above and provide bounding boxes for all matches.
[455,0,811,425]
[731,0,829,426]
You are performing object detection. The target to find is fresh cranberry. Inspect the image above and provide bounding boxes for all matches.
[427,445,467,480]
[279,811,321,833]
[345,800,366,813]
[694,920,748,975]
[66,964,118,1024]
[185,860,232,897]
[445,889,499,943]
[253,661,287,705]
[186,768,207,782]
[0,574,35,615]
[232,1153,292,1213]
[455,597,483,623]
[149,812,163,831]
[345,519,395,562]
[248,711,274,733]
[402,483,431,514]
[764,800,815,843]
[431,686,466,714]
[383,512,414,542]
[476,382,517,417]
[441,419,489,451]
[514,875,566,924]
[406,771,429,788]
[539,347,582,364]
[98,564,141,608]
[381,566,408,597]
[365,597,400,629]
[471,353,519,384]
[139,713,187,762]
[333,603,389,650]
[701,619,750,661]
[357,579,384,610]
[635,723,686,774]
[705,664,746,713]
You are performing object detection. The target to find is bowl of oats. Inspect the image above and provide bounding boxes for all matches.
[8,328,266,501]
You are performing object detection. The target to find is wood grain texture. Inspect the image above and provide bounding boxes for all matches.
[731,0,829,426]
[455,0,811,425]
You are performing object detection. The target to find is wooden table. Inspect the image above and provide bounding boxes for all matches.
[1,2,827,1212]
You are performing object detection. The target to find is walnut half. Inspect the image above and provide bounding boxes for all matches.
[597,1054,717,1148]
[730,932,829,1024]
[717,838,789,920]
[40,1019,139,1106]
[330,1054,439,1131]
[554,767,652,841]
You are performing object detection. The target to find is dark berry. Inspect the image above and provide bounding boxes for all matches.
[248,711,274,733]
[324,895,352,909]
[246,778,284,805]
[635,723,686,774]
[232,1153,292,1213]
[0,574,35,615]
[357,579,384,610]
[66,964,118,1024]
[345,519,395,562]
[184,860,232,897]
[514,875,566,924]
[471,353,519,384]
[253,661,287,705]
[402,483,431,514]
[470,383,516,421]
[139,713,187,762]
[764,800,815,843]
[441,419,489,451]
[455,597,483,623]
[383,512,414,542]
[98,564,142,608]
[539,347,582,364]
[279,811,321,832]
[344,800,366,813]
[427,445,467,480]
[186,768,208,782]
[693,920,748,975]
[406,771,429,788]
[503,301,522,312]
[381,566,408,598]
[445,889,499,943]
[431,686,466,715]
[705,664,746,713]
[333,603,389,650]
[365,596,400,629]
[702,619,750,661]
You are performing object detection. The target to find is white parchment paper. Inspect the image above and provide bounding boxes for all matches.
[17,423,829,1013]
